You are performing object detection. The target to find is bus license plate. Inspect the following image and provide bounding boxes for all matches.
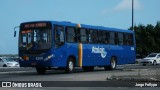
[31,63,37,66]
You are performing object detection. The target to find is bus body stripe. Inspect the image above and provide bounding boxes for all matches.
[78,43,83,67]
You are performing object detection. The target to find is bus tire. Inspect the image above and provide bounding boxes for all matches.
[65,58,75,73]
[110,57,117,70]
[82,66,94,72]
[104,57,117,70]
[36,67,46,74]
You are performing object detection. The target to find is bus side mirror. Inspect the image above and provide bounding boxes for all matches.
[14,31,16,37]
[14,26,19,37]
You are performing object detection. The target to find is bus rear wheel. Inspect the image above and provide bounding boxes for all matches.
[104,57,117,70]
[82,66,94,72]
[36,67,46,74]
[65,58,75,73]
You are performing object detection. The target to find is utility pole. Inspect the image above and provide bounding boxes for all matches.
[132,0,134,30]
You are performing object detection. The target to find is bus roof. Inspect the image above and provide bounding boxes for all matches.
[21,20,134,33]
[52,21,134,33]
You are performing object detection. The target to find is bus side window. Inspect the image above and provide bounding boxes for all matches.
[123,34,126,45]
[89,29,98,43]
[109,32,116,45]
[118,32,124,45]
[115,32,118,45]
[124,33,133,46]
[54,25,64,48]
[124,33,128,45]
[105,31,109,44]
[99,30,108,44]
[129,34,134,45]
[66,27,76,43]
[98,31,102,43]
[80,28,87,43]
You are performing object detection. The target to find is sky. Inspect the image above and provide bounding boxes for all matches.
[0,0,159,54]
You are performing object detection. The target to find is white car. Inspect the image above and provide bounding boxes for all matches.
[0,57,20,67]
[140,53,160,66]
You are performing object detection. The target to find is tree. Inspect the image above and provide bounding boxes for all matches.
[129,21,160,57]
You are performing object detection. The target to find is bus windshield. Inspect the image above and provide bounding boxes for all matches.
[19,29,52,50]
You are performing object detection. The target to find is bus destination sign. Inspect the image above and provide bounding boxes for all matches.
[24,23,47,28]
[20,22,52,29]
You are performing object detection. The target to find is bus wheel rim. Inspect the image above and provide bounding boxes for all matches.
[111,59,115,68]
[69,61,73,71]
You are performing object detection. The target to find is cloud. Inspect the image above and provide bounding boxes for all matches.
[115,0,142,11]
[101,0,142,16]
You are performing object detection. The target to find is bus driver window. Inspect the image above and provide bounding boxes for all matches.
[54,25,64,48]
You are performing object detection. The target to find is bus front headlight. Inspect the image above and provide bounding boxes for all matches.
[44,54,54,61]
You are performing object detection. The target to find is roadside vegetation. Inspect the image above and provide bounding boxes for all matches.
[129,21,160,57]
[0,54,18,57]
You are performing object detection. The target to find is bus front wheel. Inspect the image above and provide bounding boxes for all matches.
[65,58,75,73]
[36,67,46,74]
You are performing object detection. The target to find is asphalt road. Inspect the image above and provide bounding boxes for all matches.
[0,64,160,81]
[0,64,160,90]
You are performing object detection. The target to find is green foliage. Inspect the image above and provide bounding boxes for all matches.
[129,21,160,57]
[0,54,18,57]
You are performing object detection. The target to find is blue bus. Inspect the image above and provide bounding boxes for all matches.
[16,21,136,74]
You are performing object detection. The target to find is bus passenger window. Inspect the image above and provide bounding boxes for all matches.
[54,25,64,48]
[124,33,134,46]
[80,29,87,43]
[99,31,109,44]
[128,34,134,45]
[109,32,115,45]
[89,30,98,43]
[118,33,124,45]
[66,27,76,43]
